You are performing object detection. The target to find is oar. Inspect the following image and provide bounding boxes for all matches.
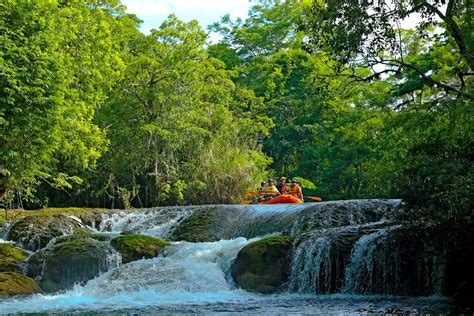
[305,196,322,202]
[240,199,252,204]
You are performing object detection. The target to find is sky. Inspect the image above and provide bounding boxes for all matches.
[120,0,424,41]
[121,0,251,38]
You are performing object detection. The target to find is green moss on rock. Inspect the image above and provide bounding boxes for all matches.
[77,210,104,228]
[171,209,216,242]
[56,232,113,243]
[231,236,294,294]
[26,236,116,292]
[0,272,41,296]
[7,214,89,251]
[0,243,29,273]
[111,234,170,264]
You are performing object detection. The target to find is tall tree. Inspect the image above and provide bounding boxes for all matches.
[85,16,270,207]
[0,0,137,207]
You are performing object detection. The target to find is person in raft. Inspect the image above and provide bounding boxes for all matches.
[253,181,267,203]
[263,178,281,201]
[276,176,287,194]
[288,178,304,201]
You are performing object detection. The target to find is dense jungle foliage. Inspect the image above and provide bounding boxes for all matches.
[1,0,472,226]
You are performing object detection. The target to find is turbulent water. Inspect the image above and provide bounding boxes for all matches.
[0,201,454,314]
[0,238,449,314]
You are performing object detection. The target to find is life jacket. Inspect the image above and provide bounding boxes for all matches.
[289,184,302,197]
[265,184,279,195]
[257,186,266,195]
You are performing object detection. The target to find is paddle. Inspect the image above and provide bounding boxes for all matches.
[305,196,322,202]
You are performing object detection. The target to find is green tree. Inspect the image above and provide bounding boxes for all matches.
[0,0,137,208]
[85,16,270,207]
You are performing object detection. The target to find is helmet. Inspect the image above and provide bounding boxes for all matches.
[260,181,266,185]
[280,177,286,181]
[268,178,274,183]
[291,178,298,183]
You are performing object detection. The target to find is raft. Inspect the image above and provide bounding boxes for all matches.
[261,194,303,204]
[240,194,304,204]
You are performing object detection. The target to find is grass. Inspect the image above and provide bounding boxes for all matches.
[0,207,107,225]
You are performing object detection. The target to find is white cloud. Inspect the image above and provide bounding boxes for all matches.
[121,0,250,32]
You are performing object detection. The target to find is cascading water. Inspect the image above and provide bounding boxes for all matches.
[0,238,259,314]
[343,229,389,293]
[0,236,449,314]
[290,236,332,293]
[0,201,452,314]
[98,207,194,238]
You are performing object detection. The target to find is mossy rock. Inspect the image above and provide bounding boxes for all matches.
[0,272,41,296]
[0,243,29,273]
[111,234,170,264]
[231,236,294,294]
[26,236,117,292]
[171,206,244,242]
[56,232,114,243]
[77,210,104,228]
[171,208,216,242]
[7,214,90,251]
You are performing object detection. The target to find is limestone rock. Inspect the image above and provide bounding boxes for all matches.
[231,236,293,294]
[0,272,41,296]
[171,206,245,242]
[0,243,29,273]
[111,234,170,264]
[77,210,104,229]
[7,214,89,251]
[27,235,118,292]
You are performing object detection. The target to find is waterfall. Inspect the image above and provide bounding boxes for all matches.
[290,236,332,293]
[0,222,11,242]
[0,201,453,314]
[285,199,400,236]
[82,238,255,296]
[98,207,193,238]
[0,238,258,314]
[94,200,400,241]
[289,222,391,294]
[343,229,389,294]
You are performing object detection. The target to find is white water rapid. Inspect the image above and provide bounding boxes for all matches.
[0,201,452,314]
[0,238,259,314]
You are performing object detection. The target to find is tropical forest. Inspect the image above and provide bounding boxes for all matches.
[0,0,472,313]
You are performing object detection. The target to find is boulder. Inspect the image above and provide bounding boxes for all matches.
[0,272,41,296]
[284,199,401,236]
[7,214,89,251]
[27,235,118,292]
[110,234,170,264]
[290,222,448,295]
[77,210,104,229]
[0,243,29,273]
[171,206,245,242]
[231,236,294,294]
[171,208,216,242]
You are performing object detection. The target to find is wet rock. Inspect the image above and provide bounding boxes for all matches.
[231,236,294,294]
[111,234,170,264]
[7,214,90,251]
[0,272,41,296]
[171,206,245,242]
[284,199,401,236]
[26,235,118,292]
[290,222,393,294]
[77,210,104,229]
[0,243,29,273]
[290,222,445,295]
